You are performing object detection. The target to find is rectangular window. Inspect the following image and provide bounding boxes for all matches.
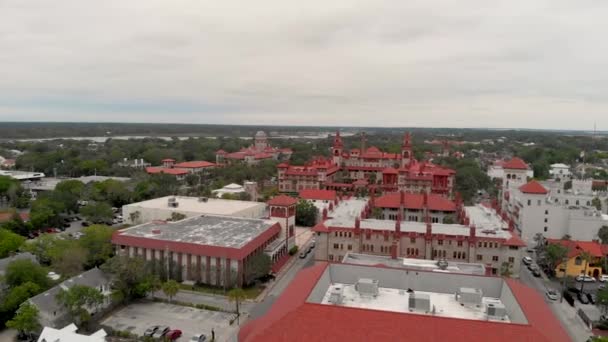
[370,245,374,252]
[438,240,444,246]
[453,251,457,258]
[527,200,531,206]
[544,227,548,232]
[329,255,334,261]
[545,210,549,215]
[432,217,439,223]
[347,244,352,251]
[492,256,499,261]
[508,257,515,263]
[544,218,548,223]
[457,241,463,247]
[477,254,482,261]
[478,242,482,248]
[483,242,487,248]
[462,252,466,260]
[491,268,497,275]
[333,243,339,249]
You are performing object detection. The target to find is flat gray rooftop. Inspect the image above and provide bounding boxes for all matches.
[118,215,277,248]
[124,196,265,215]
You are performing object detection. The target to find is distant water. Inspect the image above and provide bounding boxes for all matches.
[9,132,354,143]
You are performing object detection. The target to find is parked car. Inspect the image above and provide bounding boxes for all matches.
[81,221,90,227]
[522,256,533,265]
[45,228,60,234]
[165,330,182,340]
[563,291,575,306]
[190,334,207,342]
[545,289,559,301]
[576,275,596,282]
[143,326,160,337]
[600,275,608,282]
[532,269,541,277]
[578,292,590,304]
[299,250,307,259]
[587,292,597,304]
[151,326,170,339]
[567,287,582,294]
[61,222,71,229]
[528,264,539,271]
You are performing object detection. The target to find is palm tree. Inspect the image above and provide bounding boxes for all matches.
[579,251,593,293]
[162,280,180,303]
[228,288,247,325]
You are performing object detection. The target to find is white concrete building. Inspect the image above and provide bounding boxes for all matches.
[502,179,608,243]
[122,196,267,224]
[549,163,571,179]
[488,158,534,188]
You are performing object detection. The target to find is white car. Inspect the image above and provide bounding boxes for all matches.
[546,289,559,301]
[522,256,533,265]
[600,275,608,282]
[576,275,596,282]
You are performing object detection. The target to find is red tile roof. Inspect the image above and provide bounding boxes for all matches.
[503,157,529,170]
[504,234,527,247]
[382,167,398,174]
[277,163,289,168]
[299,189,337,201]
[519,180,548,195]
[0,212,29,223]
[268,195,298,206]
[174,161,215,169]
[161,158,175,162]
[547,239,606,258]
[216,149,227,155]
[145,167,189,175]
[375,192,456,211]
[240,263,569,342]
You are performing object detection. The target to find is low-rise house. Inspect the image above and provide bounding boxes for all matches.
[28,268,112,329]
[546,239,607,279]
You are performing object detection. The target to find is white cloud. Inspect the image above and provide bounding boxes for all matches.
[0,0,607,129]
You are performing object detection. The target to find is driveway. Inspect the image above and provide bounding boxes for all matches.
[102,301,237,342]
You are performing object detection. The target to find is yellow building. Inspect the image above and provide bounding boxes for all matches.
[549,239,605,278]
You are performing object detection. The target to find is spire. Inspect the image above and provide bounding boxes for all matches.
[403,132,412,147]
[333,130,343,148]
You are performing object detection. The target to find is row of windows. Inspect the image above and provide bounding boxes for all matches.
[478,241,501,248]
[334,231,353,238]
[437,240,464,247]
[332,243,353,251]
[362,244,375,252]
[406,248,420,256]
[453,251,467,260]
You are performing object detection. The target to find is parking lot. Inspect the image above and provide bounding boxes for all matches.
[102,302,238,341]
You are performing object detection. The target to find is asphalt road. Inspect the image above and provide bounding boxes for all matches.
[519,259,592,342]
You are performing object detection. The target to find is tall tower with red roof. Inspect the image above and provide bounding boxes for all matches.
[401,132,413,168]
[332,131,343,165]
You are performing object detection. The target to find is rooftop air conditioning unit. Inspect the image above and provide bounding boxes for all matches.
[355,278,379,297]
[457,287,483,307]
[328,285,344,305]
[408,292,431,313]
[486,303,507,320]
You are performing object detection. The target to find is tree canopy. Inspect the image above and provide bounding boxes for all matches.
[296,200,317,227]
[0,229,25,258]
[56,285,104,326]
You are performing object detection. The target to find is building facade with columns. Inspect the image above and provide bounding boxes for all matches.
[313,197,526,277]
[278,132,455,196]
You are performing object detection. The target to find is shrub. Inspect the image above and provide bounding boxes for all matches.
[289,246,298,256]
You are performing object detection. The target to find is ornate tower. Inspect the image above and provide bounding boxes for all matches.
[401,132,413,168]
[332,131,343,165]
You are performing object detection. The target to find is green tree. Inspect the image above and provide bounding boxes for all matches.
[579,251,593,293]
[0,229,25,258]
[545,243,568,270]
[500,262,512,277]
[4,259,50,289]
[228,288,247,325]
[56,285,104,326]
[296,200,317,227]
[1,213,33,236]
[6,302,41,338]
[54,180,85,213]
[245,253,272,285]
[101,256,159,304]
[30,196,65,229]
[79,225,115,267]
[598,287,608,315]
[79,202,113,224]
[161,280,180,303]
[1,282,42,313]
[599,226,608,244]
[592,197,603,211]
[49,241,88,277]
[21,233,60,265]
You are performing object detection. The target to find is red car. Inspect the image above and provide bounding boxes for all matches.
[45,228,60,234]
[165,329,182,340]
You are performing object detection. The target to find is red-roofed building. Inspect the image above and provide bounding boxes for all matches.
[216,131,292,166]
[145,166,189,180]
[374,191,457,223]
[240,262,569,342]
[519,180,548,195]
[299,189,337,202]
[546,239,608,279]
[503,157,529,170]
[279,132,455,196]
[174,160,216,172]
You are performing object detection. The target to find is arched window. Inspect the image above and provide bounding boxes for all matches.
[575,257,582,266]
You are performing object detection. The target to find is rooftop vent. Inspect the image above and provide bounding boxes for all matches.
[486,303,507,320]
[355,278,379,297]
[408,293,431,313]
[328,285,344,305]
[168,197,179,208]
[456,287,483,307]
[436,259,449,270]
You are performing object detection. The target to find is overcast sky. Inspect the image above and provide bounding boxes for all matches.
[1,0,607,130]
